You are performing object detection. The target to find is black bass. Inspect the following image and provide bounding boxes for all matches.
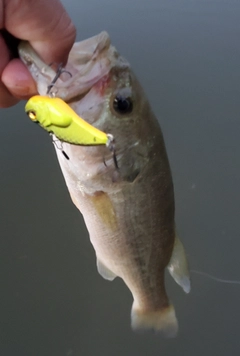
[19,32,190,336]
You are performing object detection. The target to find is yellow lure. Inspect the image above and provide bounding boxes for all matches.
[25,95,109,146]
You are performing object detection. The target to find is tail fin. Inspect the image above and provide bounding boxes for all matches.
[131,304,178,337]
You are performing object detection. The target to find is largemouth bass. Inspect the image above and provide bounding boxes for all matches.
[19,32,190,336]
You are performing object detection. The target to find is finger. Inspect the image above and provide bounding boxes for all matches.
[4,0,76,64]
[2,58,38,100]
[0,35,19,108]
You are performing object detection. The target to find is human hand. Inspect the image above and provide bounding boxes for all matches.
[0,0,76,108]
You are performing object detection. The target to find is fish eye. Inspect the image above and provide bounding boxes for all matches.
[27,110,37,121]
[113,95,133,115]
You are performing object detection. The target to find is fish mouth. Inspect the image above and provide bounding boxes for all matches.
[19,32,115,102]
[66,72,111,102]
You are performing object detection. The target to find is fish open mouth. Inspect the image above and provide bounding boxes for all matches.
[19,32,133,169]
[19,32,116,102]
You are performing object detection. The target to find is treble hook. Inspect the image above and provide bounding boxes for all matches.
[47,64,72,95]
[50,133,69,160]
[106,134,119,170]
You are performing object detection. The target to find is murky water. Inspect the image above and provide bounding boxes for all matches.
[0,0,240,355]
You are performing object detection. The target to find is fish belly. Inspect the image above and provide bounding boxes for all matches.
[71,171,178,336]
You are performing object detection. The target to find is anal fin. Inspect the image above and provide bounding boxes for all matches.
[97,257,117,281]
[167,235,191,293]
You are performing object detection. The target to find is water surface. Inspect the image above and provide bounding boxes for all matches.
[0,0,240,355]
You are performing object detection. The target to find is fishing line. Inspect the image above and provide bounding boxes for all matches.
[190,269,240,285]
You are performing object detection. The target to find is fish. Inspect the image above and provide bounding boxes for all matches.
[19,31,190,336]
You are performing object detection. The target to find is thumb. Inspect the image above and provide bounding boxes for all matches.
[4,0,76,64]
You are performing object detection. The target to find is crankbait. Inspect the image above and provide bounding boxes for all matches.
[25,95,112,146]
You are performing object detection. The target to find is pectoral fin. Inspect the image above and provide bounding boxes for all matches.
[167,235,191,293]
[97,258,117,281]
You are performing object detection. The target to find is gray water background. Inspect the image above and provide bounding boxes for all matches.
[0,0,240,355]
